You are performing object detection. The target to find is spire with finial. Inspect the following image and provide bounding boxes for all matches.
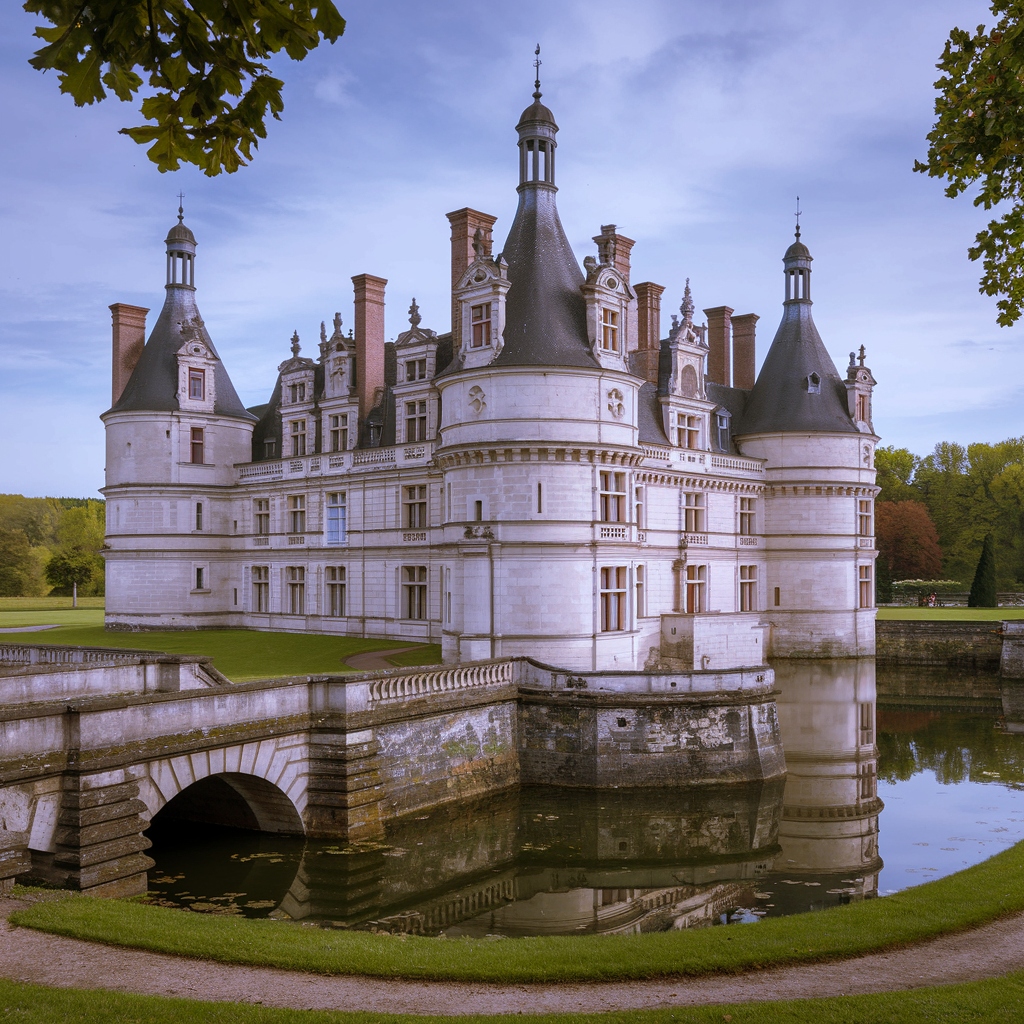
[533,44,542,100]
[681,278,695,327]
[290,330,300,357]
[858,344,866,367]
[177,191,185,224]
[794,195,802,241]
[408,298,421,328]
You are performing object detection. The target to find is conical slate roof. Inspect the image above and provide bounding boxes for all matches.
[738,237,856,435]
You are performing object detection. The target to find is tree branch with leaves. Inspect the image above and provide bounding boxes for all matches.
[25,0,345,176]
[916,1,1024,325]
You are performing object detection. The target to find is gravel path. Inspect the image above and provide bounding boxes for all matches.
[3,898,1024,1014]
[343,646,423,671]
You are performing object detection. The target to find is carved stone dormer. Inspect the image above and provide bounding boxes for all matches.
[394,299,441,444]
[320,312,355,400]
[845,345,877,433]
[454,240,510,370]
[659,282,715,449]
[582,248,634,371]
[176,315,217,414]
[278,332,318,457]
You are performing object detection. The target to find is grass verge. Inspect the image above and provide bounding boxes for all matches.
[1,973,1023,1023]
[877,606,1024,620]
[385,644,444,667]
[0,625,439,682]
[0,608,105,628]
[11,840,1024,983]
[0,596,104,612]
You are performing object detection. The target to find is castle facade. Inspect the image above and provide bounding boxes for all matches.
[101,88,878,670]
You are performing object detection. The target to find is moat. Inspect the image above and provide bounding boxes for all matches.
[142,663,1024,936]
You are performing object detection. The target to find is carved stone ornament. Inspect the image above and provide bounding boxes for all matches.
[863,443,872,466]
[468,385,486,414]
[607,388,625,418]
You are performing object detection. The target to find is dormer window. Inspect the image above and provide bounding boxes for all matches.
[188,369,205,401]
[675,413,700,449]
[600,308,619,353]
[715,412,731,451]
[264,439,277,459]
[289,382,306,403]
[471,304,491,348]
[290,419,306,457]
[406,358,427,381]
[807,373,821,394]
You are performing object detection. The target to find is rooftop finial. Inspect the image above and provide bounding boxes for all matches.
[177,191,185,223]
[408,297,421,328]
[681,278,695,326]
[858,344,866,367]
[794,195,802,240]
[533,44,542,101]
[290,330,300,357]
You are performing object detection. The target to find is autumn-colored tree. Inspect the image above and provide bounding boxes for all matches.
[875,501,944,582]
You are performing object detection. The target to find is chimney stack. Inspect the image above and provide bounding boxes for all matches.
[703,305,734,387]
[352,274,387,430]
[633,281,665,384]
[731,313,759,390]
[109,303,149,405]
[446,208,497,348]
[593,225,635,283]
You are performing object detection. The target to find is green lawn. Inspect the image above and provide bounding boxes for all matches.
[0,596,105,612]
[0,608,105,628]
[0,625,440,682]
[13,838,1024,983]
[1,974,1023,1024]
[877,606,1024,620]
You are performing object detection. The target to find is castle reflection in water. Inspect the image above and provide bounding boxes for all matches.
[147,659,882,935]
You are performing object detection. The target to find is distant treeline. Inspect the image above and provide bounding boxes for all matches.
[0,494,104,597]
[876,438,1024,593]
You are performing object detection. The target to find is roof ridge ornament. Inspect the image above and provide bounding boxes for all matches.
[681,278,695,327]
[290,330,300,357]
[533,44,542,101]
[408,298,421,328]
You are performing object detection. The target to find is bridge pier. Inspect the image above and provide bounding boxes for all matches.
[305,730,384,840]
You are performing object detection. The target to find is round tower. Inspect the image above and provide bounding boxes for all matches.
[734,230,878,658]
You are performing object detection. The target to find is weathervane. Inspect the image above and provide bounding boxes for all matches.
[177,191,185,223]
[533,44,542,100]
[794,195,802,240]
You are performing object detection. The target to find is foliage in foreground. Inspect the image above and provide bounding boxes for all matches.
[1,973,1024,1024]
[13,839,1024,983]
[24,0,345,176]
[916,1,1024,326]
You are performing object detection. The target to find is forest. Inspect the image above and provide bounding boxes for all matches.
[875,438,1024,597]
[0,494,105,597]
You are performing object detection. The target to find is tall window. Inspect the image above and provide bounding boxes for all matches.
[406,358,427,381]
[287,566,305,614]
[635,564,646,618]
[264,438,277,459]
[634,485,646,529]
[326,566,346,616]
[195,501,203,531]
[600,566,627,631]
[288,495,305,534]
[405,485,427,529]
[683,493,705,533]
[739,497,756,535]
[329,414,349,452]
[252,566,269,612]
[290,419,306,457]
[859,565,873,608]
[600,308,619,352]
[856,393,869,422]
[403,565,427,619]
[326,492,347,545]
[405,401,427,443]
[599,471,626,522]
[716,412,730,450]
[858,500,873,537]
[194,566,205,590]
[739,565,757,611]
[190,427,204,465]
[188,369,205,401]
[289,382,306,403]
[470,304,491,347]
[675,413,700,449]
[684,564,706,614]
[254,498,270,535]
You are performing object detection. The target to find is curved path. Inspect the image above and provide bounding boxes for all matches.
[3,898,1024,1014]
[343,646,424,672]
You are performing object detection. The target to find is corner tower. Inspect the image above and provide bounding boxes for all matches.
[735,229,878,658]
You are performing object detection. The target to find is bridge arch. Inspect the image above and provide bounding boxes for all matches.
[138,739,307,834]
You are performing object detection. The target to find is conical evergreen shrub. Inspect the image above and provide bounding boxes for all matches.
[968,533,997,608]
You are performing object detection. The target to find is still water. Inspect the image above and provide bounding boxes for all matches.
[144,661,1024,935]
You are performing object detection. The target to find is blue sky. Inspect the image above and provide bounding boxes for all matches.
[1,0,1020,498]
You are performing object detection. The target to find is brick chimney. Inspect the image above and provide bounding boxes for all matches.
[633,281,665,384]
[109,303,149,405]
[731,313,759,390]
[593,225,635,283]
[446,208,497,348]
[352,274,387,429]
[703,305,734,387]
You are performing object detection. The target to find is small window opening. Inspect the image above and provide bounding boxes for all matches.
[474,500,483,522]
[195,566,204,590]
[807,373,821,394]
[537,482,543,514]
[195,502,203,531]
[774,586,781,607]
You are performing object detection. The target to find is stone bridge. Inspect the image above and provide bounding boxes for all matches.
[0,641,782,898]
